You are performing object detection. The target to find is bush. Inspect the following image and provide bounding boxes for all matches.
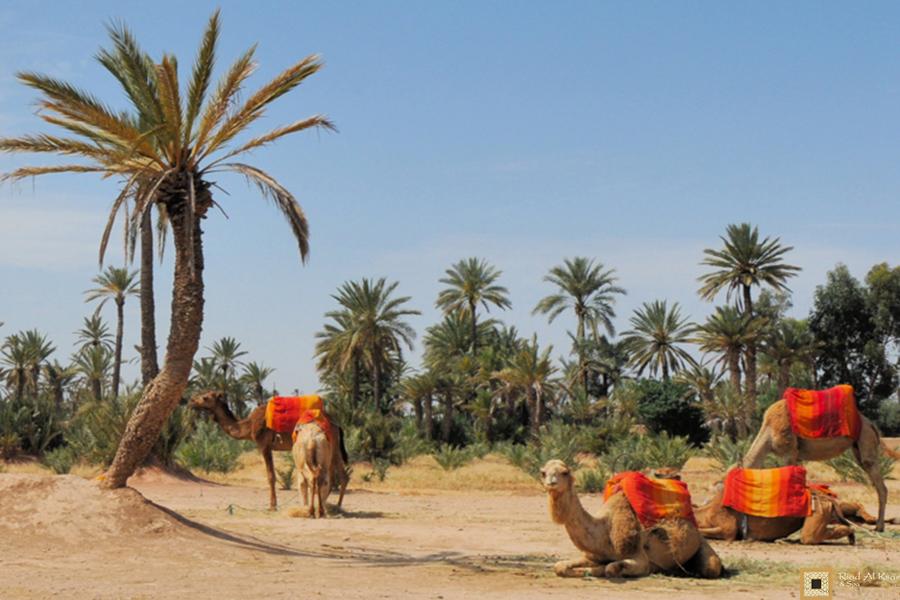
[0,395,63,456]
[43,446,77,474]
[276,454,295,490]
[876,399,900,436]
[0,432,20,460]
[395,420,433,463]
[153,404,194,467]
[631,379,708,445]
[65,394,139,466]
[600,432,695,473]
[826,450,895,484]
[703,435,752,470]
[348,410,401,465]
[496,442,529,469]
[176,420,244,474]
[432,445,471,471]
[576,466,610,493]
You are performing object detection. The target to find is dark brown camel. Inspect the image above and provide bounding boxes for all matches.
[190,391,348,510]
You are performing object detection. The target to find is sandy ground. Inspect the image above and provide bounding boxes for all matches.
[1,447,900,600]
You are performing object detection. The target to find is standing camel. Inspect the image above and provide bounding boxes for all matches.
[742,394,900,532]
[189,391,348,510]
[293,421,332,518]
[693,480,856,544]
[540,460,722,579]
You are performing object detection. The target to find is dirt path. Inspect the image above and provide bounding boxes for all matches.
[2,458,899,600]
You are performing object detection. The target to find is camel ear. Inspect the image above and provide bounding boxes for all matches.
[560,468,570,476]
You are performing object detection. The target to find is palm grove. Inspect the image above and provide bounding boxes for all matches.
[1,14,899,484]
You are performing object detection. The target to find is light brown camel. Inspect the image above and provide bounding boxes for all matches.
[742,398,900,531]
[292,421,332,518]
[540,460,723,579]
[189,391,348,510]
[693,480,856,544]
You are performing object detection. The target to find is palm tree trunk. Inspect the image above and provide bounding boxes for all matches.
[728,353,742,392]
[577,312,588,393]
[424,394,434,441]
[742,285,757,404]
[470,299,478,355]
[104,195,205,488]
[91,376,102,403]
[139,210,159,386]
[441,391,453,442]
[530,387,542,437]
[777,363,790,398]
[413,396,423,434]
[352,356,361,409]
[112,298,124,401]
[372,359,381,413]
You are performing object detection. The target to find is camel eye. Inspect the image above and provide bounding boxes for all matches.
[540,470,546,478]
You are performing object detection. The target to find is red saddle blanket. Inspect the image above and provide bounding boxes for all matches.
[603,471,697,527]
[722,466,811,518]
[784,385,861,440]
[264,395,324,432]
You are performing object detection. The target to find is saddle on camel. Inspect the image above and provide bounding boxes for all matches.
[742,384,900,531]
[190,391,348,510]
[694,465,855,544]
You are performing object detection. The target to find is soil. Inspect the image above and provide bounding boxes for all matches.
[1,447,899,600]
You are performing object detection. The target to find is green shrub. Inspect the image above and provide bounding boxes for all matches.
[703,435,751,470]
[176,420,243,474]
[395,420,433,463]
[0,432,21,460]
[153,404,194,467]
[576,466,610,493]
[827,450,895,484]
[600,432,695,473]
[43,446,77,474]
[348,410,401,465]
[876,399,900,436]
[0,395,63,456]
[432,445,471,471]
[496,442,529,469]
[276,454,295,490]
[632,379,708,445]
[65,394,139,466]
[467,441,491,460]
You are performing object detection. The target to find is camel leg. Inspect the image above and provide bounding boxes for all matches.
[698,526,727,539]
[604,552,651,578]
[840,502,879,525]
[308,474,318,518]
[262,446,277,511]
[800,518,855,545]
[300,479,309,507]
[686,537,724,578]
[553,557,606,578]
[854,424,888,532]
[318,472,328,518]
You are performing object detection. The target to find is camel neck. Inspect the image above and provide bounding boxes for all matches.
[549,485,607,553]
[210,402,248,440]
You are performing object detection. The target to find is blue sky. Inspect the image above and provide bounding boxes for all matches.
[1,1,899,392]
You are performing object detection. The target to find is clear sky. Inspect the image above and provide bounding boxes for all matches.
[1,1,899,393]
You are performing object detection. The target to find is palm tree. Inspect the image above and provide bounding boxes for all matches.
[698,223,800,403]
[75,314,114,352]
[315,310,363,408]
[493,336,557,436]
[402,371,439,440]
[533,257,625,391]
[207,336,247,389]
[436,258,511,354]
[240,361,274,405]
[1,334,30,401]
[622,300,696,380]
[1,330,56,400]
[85,266,139,401]
[72,345,112,403]
[44,360,79,410]
[693,305,765,395]
[0,11,332,486]
[761,318,820,395]
[138,209,159,386]
[329,278,419,412]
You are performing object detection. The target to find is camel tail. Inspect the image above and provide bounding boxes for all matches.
[338,426,349,464]
[881,441,900,460]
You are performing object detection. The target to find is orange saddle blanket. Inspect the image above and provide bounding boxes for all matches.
[265,395,324,433]
[603,471,696,527]
[784,385,861,440]
[722,466,811,518]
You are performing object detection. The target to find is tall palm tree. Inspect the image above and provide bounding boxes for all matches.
[622,300,696,380]
[75,314,114,352]
[401,371,439,440]
[0,11,332,486]
[675,362,723,406]
[329,278,419,412]
[436,257,511,354]
[533,257,625,391]
[72,345,112,403]
[761,318,820,395]
[207,336,247,389]
[1,330,56,400]
[315,310,363,408]
[698,223,800,404]
[85,266,139,401]
[240,361,274,405]
[493,336,557,436]
[44,360,79,410]
[138,209,159,386]
[693,305,766,396]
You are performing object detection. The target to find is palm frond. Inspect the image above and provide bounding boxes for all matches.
[184,9,220,145]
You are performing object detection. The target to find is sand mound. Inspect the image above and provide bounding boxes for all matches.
[0,473,183,543]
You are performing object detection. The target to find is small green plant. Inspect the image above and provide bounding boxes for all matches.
[276,454,295,490]
[827,450,895,484]
[432,445,472,471]
[395,421,433,463]
[497,442,529,469]
[43,446,77,474]
[467,441,491,460]
[372,458,391,481]
[0,432,21,460]
[576,466,610,493]
[176,420,244,474]
[600,432,695,473]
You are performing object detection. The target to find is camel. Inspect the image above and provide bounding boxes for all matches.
[292,421,332,518]
[693,480,856,544]
[189,391,348,510]
[540,460,723,579]
[742,398,900,531]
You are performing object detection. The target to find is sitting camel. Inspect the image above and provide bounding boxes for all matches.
[742,394,900,531]
[540,460,723,579]
[693,480,855,544]
[292,421,332,518]
[190,391,348,510]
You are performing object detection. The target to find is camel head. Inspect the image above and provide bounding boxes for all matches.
[540,459,573,494]
[647,467,681,480]
[190,390,225,411]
